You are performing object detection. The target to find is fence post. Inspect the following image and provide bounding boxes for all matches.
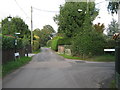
[115,41,120,88]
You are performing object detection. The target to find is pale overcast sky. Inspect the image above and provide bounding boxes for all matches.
[0,0,118,32]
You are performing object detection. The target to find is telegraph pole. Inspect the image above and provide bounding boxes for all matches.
[31,6,33,52]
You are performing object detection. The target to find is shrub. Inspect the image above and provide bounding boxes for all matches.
[22,36,30,47]
[33,40,40,51]
[2,35,15,49]
[104,39,116,49]
[58,37,72,45]
[51,36,63,51]
[72,32,105,57]
[2,35,24,50]
[47,40,52,47]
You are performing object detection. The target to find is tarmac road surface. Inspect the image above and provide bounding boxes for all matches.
[3,47,115,88]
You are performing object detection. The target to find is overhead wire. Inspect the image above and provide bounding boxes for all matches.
[32,6,59,13]
[14,0,30,19]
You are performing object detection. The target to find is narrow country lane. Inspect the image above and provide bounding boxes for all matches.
[3,47,115,88]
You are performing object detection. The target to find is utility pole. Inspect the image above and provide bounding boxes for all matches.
[31,6,33,53]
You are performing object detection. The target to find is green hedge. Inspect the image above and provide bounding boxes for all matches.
[72,32,105,56]
[58,38,72,45]
[47,40,52,47]
[51,36,63,51]
[104,39,116,49]
[2,35,15,49]
[2,35,24,49]
[33,40,40,51]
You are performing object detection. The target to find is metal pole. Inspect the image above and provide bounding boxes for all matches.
[31,6,33,53]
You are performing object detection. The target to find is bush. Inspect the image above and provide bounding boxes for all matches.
[47,40,52,47]
[58,37,72,45]
[72,32,105,57]
[33,40,40,51]
[51,36,63,51]
[2,35,24,49]
[104,39,116,49]
[2,35,15,49]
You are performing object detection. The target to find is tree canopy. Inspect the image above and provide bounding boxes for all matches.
[54,2,98,38]
[107,19,119,35]
[33,25,56,47]
[107,1,120,14]
[1,16,30,38]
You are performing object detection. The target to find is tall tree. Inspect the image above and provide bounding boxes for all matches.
[33,25,55,47]
[1,16,30,38]
[107,2,120,14]
[107,19,119,35]
[54,2,98,38]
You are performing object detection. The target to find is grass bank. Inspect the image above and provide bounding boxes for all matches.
[59,54,115,62]
[59,54,82,60]
[2,57,32,77]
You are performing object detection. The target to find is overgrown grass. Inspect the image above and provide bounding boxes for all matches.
[2,57,32,77]
[59,54,115,62]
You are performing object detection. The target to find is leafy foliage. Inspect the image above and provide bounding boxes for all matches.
[51,36,63,51]
[72,31,105,57]
[33,25,56,47]
[33,40,40,51]
[58,37,72,45]
[54,2,98,37]
[105,39,116,49]
[47,40,52,47]
[2,35,24,49]
[107,2,120,14]
[2,17,30,38]
[2,35,15,49]
[107,19,119,36]
[94,23,105,33]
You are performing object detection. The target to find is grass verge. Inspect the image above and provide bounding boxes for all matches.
[59,54,82,60]
[59,54,115,62]
[2,57,32,77]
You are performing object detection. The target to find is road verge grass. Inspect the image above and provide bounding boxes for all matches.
[2,57,32,77]
[59,54,82,60]
[59,54,115,62]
